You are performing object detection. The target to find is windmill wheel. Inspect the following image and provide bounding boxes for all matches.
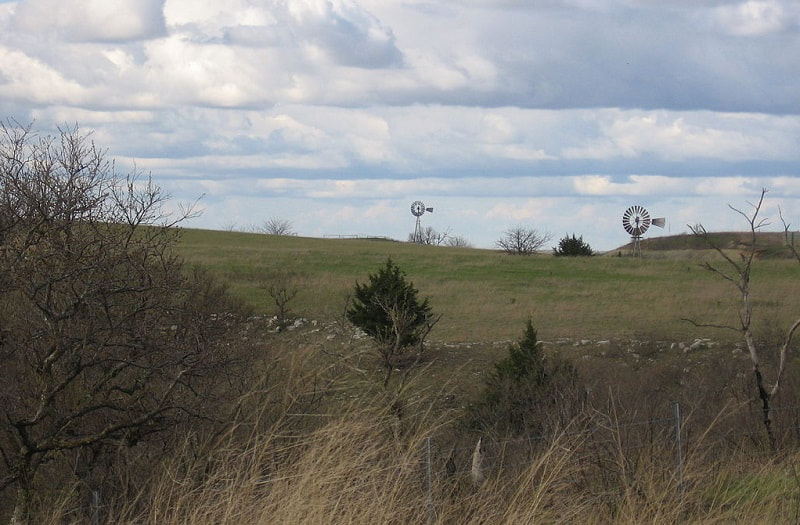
[411,201,426,217]
[622,205,651,236]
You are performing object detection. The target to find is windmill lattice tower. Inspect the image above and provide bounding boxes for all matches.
[410,201,433,243]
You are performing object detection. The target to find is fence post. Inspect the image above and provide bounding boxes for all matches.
[91,490,100,525]
[674,402,684,496]
[425,436,434,524]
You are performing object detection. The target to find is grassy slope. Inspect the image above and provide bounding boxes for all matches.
[59,228,790,525]
[177,228,800,345]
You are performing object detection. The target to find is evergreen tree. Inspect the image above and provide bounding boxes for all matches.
[347,259,434,372]
[553,233,594,256]
[469,319,580,436]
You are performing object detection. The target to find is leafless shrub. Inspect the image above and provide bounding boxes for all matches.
[447,234,473,248]
[409,225,451,245]
[256,217,295,236]
[496,226,552,255]
[686,189,800,450]
[0,121,253,522]
[267,279,298,328]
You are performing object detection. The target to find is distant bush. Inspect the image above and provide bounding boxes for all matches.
[553,233,594,256]
[255,217,295,235]
[467,319,582,436]
[446,234,473,248]
[496,226,552,255]
[409,225,450,245]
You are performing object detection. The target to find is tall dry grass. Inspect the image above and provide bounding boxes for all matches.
[20,326,800,524]
[46,392,795,525]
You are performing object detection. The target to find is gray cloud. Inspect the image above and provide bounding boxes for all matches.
[277,1,403,68]
[389,2,800,113]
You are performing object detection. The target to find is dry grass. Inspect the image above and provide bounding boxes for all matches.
[60,395,800,525]
[17,230,800,524]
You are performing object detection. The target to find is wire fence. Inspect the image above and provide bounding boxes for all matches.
[414,401,800,523]
[79,401,800,524]
[238,401,800,489]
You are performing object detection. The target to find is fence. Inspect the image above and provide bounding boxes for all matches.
[79,400,800,523]
[323,234,394,241]
[413,401,800,523]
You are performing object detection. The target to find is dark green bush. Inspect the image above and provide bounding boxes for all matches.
[553,233,594,256]
[468,319,582,436]
[347,259,434,371]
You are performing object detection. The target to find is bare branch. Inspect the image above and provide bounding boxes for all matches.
[255,217,295,236]
[779,206,800,264]
[687,188,787,449]
[0,122,251,512]
[770,317,800,398]
[496,226,552,255]
[680,317,740,333]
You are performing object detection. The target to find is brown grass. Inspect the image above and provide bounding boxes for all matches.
[76,392,800,525]
[18,230,800,524]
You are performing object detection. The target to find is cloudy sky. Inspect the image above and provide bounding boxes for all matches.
[1,0,799,250]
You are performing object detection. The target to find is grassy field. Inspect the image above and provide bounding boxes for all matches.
[17,229,800,524]
[177,228,800,345]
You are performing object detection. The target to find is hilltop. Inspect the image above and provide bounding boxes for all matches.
[610,231,797,258]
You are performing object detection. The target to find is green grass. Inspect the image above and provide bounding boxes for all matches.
[176,229,800,345]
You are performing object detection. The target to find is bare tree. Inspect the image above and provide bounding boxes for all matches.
[408,226,451,246]
[446,234,473,248]
[256,217,295,236]
[0,122,250,522]
[780,207,800,262]
[496,226,552,255]
[267,278,298,329]
[686,189,800,449]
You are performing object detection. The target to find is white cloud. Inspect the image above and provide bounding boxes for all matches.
[563,110,800,161]
[1,0,799,252]
[164,0,276,35]
[710,1,795,36]
[12,0,166,42]
[164,0,401,68]
[0,47,89,103]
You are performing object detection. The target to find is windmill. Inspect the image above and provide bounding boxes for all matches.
[622,205,665,257]
[410,200,433,243]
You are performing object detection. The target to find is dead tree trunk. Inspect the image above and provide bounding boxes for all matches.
[686,189,800,450]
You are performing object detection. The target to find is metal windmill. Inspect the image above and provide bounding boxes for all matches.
[410,200,433,243]
[622,205,665,257]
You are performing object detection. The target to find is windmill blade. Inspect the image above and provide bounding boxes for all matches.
[652,218,666,228]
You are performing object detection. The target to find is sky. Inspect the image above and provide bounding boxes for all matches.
[1,0,799,251]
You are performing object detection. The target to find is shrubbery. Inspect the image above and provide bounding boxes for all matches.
[347,259,438,384]
[553,233,594,256]
[468,319,582,436]
[0,122,255,523]
[496,226,552,255]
